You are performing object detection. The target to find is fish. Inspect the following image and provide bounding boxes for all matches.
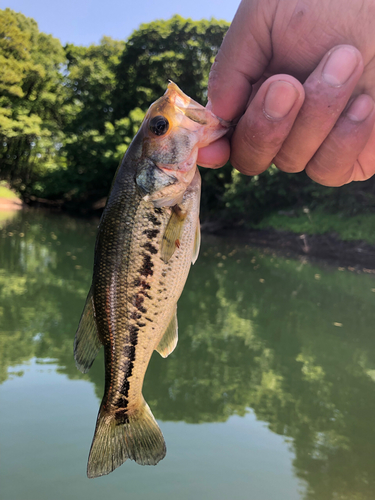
[74,82,229,478]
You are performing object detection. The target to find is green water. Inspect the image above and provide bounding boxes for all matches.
[1,210,375,500]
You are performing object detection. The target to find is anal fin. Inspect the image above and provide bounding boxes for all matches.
[161,205,186,263]
[74,287,102,373]
[155,307,178,358]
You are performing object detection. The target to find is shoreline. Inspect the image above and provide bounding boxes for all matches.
[0,197,24,210]
[1,201,374,270]
[214,226,375,271]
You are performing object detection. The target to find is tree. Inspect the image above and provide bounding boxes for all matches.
[113,15,229,119]
[64,37,125,135]
[39,37,133,206]
[35,17,231,210]
[0,8,66,189]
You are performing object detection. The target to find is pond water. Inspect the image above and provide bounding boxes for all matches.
[1,209,375,500]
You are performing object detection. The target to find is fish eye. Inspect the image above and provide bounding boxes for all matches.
[149,115,169,136]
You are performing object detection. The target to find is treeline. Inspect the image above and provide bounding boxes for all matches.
[1,8,374,221]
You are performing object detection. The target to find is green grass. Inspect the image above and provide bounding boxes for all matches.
[256,209,375,245]
[0,182,19,200]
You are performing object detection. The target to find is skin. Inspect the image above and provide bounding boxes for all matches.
[197,0,375,187]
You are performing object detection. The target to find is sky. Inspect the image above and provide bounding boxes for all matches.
[3,0,238,46]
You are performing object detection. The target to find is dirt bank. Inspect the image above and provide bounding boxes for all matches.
[216,227,375,271]
[0,197,24,210]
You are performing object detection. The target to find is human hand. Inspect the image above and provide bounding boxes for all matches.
[198,0,375,187]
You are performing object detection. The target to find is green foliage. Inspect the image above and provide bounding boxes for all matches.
[113,15,229,118]
[0,8,67,189]
[222,165,375,225]
[39,109,145,206]
[199,162,233,219]
[1,8,374,223]
[257,208,375,244]
[222,166,311,223]
[59,15,229,209]
[0,181,18,199]
[64,36,125,134]
[1,14,230,210]
[25,36,129,206]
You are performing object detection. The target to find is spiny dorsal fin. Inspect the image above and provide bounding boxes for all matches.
[155,308,178,358]
[192,219,201,265]
[160,205,186,263]
[74,287,102,373]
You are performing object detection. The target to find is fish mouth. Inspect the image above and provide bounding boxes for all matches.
[166,81,232,130]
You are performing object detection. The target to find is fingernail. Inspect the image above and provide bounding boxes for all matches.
[346,94,374,122]
[322,47,358,86]
[206,99,213,111]
[264,81,298,119]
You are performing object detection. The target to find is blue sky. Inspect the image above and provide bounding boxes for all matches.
[3,0,237,46]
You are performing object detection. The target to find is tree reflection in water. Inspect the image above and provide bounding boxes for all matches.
[1,210,375,500]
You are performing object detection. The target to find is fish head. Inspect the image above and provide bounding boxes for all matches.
[135,82,230,206]
[142,81,229,171]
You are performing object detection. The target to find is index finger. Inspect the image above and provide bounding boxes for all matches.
[208,0,273,121]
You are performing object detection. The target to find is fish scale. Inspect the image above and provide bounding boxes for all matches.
[73,82,229,478]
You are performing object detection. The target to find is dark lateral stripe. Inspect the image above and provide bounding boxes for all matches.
[139,253,154,277]
[142,242,158,254]
[129,324,139,343]
[124,344,136,360]
[133,278,151,289]
[147,213,161,225]
[115,397,128,408]
[133,293,147,312]
[116,324,139,410]
[115,408,129,423]
[130,311,142,320]
[143,229,159,239]
[120,380,130,397]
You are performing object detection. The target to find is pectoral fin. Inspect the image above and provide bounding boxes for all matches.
[160,205,186,263]
[192,219,201,265]
[155,308,178,358]
[74,287,102,373]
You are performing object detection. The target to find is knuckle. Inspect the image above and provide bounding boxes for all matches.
[239,119,286,155]
[273,154,304,173]
[306,156,352,186]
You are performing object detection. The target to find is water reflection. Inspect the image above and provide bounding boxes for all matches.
[1,210,375,499]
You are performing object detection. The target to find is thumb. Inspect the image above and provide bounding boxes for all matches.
[208,0,274,121]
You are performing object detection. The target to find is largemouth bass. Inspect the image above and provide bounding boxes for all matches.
[74,82,229,478]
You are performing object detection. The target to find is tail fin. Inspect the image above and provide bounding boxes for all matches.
[87,399,166,478]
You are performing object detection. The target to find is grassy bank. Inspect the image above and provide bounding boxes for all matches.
[0,182,20,200]
[255,209,375,245]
